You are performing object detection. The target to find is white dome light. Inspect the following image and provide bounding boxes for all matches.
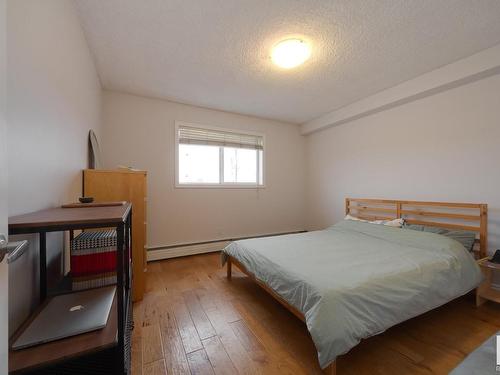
[271,39,311,69]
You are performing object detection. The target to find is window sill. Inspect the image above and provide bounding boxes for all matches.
[175,183,266,189]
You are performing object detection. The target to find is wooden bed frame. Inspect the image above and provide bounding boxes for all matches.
[345,198,488,259]
[226,198,488,375]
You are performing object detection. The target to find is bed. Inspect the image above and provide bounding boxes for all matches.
[222,198,488,375]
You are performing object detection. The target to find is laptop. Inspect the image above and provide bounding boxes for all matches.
[12,286,116,350]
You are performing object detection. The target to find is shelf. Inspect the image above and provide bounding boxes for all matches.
[8,203,132,374]
[9,294,118,373]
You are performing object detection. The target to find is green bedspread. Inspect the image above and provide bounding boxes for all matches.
[222,220,482,369]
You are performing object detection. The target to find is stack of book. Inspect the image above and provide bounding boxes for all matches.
[70,230,117,290]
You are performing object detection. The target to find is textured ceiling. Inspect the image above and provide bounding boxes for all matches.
[74,0,500,124]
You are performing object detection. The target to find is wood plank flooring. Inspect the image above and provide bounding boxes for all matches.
[133,253,500,375]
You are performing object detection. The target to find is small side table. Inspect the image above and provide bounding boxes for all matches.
[476,257,500,306]
[8,203,133,374]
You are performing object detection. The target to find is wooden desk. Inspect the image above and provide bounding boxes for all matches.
[9,204,131,229]
[8,204,132,374]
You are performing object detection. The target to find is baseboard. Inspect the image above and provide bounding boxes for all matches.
[147,230,306,262]
[147,240,230,261]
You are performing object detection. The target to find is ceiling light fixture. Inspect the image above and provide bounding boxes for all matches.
[271,38,311,69]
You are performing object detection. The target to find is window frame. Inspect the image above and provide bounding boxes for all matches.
[174,121,266,189]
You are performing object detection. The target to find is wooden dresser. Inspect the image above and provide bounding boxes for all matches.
[83,169,147,301]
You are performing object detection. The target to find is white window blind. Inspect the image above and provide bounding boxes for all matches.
[178,125,264,150]
[176,122,265,187]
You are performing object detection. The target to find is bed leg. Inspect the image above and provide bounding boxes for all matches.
[324,361,336,375]
[227,257,232,280]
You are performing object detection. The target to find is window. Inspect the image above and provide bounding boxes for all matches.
[176,122,264,187]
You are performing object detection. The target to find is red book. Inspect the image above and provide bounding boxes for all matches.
[71,251,117,277]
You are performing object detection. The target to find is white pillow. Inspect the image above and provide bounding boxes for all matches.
[381,218,405,227]
[344,215,404,228]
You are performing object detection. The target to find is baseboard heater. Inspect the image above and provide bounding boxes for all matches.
[147,230,306,262]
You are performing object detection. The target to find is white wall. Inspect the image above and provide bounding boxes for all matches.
[7,0,101,214]
[306,73,500,254]
[6,0,101,334]
[101,91,306,249]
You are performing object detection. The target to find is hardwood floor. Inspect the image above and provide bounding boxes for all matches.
[133,252,500,375]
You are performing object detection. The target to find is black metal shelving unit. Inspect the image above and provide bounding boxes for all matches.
[8,203,133,374]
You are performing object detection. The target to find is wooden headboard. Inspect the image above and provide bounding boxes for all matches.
[345,198,488,258]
